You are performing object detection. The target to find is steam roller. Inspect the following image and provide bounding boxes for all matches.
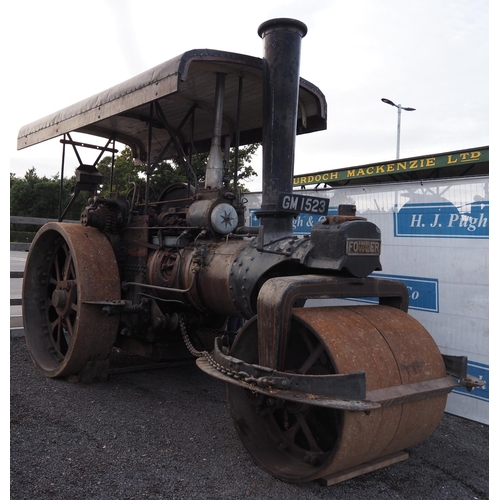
[17,16,483,485]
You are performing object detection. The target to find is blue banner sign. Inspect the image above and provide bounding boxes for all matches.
[394,201,489,239]
[249,207,338,235]
[377,274,439,312]
[359,274,439,313]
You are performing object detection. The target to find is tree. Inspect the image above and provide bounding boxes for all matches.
[10,142,259,226]
[10,168,86,221]
[10,168,89,241]
[96,144,259,200]
[97,147,142,198]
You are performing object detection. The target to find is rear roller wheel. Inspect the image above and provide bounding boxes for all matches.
[226,305,447,483]
[22,222,121,378]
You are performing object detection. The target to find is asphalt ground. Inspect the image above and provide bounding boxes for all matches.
[10,334,489,500]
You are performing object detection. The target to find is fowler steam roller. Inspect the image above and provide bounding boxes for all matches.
[18,18,482,484]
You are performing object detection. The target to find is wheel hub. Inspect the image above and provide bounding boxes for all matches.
[51,281,75,315]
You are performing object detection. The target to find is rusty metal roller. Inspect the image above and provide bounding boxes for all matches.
[226,305,447,483]
[294,305,447,472]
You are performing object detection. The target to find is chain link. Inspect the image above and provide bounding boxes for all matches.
[179,316,261,384]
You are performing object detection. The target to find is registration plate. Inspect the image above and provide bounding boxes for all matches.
[277,193,329,215]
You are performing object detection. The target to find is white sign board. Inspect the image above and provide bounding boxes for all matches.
[245,175,489,424]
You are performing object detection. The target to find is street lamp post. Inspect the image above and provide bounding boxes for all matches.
[381,98,416,159]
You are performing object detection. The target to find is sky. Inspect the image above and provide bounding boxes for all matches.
[4,0,490,192]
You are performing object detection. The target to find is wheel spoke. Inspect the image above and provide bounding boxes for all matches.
[50,317,68,357]
[50,317,60,341]
[64,315,75,338]
[298,343,324,374]
[282,418,300,440]
[63,251,75,280]
[53,253,62,282]
[295,412,322,453]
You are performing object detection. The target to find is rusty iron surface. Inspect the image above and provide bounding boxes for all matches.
[22,222,121,378]
[293,306,447,474]
[256,275,409,370]
[227,305,447,483]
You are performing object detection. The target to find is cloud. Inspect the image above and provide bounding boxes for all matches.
[103,0,146,76]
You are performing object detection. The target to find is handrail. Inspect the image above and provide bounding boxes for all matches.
[10,216,79,225]
[10,216,79,251]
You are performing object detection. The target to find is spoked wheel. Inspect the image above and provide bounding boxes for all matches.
[22,222,121,378]
[226,305,447,483]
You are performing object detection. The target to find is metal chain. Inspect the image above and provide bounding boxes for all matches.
[179,315,207,358]
[179,316,260,385]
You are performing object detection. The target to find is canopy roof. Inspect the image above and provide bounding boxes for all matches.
[17,49,327,162]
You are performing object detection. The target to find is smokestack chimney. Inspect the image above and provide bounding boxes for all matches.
[256,18,307,242]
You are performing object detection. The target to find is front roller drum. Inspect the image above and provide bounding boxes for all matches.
[226,305,447,483]
[22,222,121,378]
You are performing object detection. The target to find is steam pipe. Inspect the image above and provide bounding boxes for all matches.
[205,72,226,189]
[256,18,308,240]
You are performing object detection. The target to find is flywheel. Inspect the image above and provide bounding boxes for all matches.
[22,222,121,378]
[226,305,447,483]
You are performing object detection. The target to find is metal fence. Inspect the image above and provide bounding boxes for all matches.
[10,216,79,251]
